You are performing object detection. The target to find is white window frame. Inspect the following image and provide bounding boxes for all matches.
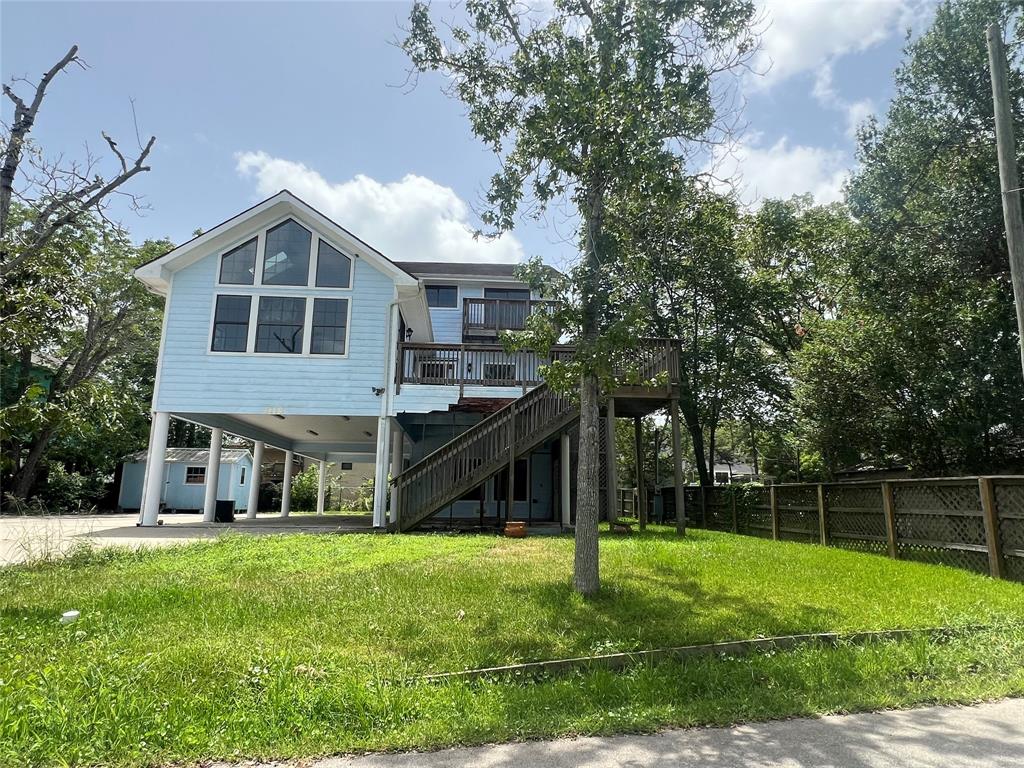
[209,214,354,358]
[185,465,207,485]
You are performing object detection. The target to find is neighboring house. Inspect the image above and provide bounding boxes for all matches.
[133,190,685,530]
[119,448,253,513]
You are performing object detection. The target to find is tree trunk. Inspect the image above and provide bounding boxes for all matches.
[10,423,57,499]
[574,372,601,596]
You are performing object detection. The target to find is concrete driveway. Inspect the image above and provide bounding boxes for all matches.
[249,699,1023,768]
[0,512,373,565]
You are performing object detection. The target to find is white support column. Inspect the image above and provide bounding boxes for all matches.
[280,449,294,518]
[316,459,327,516]
[561,432,572,527]
[372,417,391,528]
[246,440,264,519]
[140,411,170,527]
[388,421,404,525]
[202,427,224,522]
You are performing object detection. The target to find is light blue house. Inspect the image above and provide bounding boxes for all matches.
[133,190,683,530]
[118,448,253,513]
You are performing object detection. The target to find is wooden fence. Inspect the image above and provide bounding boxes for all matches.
[668,477,1024,582]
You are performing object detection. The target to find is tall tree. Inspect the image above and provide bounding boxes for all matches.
[1,45,155,280]
[795,0,1024,475]
[0,216,166,500]
[402,0,757,594]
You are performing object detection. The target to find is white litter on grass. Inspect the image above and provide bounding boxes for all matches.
[60,610,80,625]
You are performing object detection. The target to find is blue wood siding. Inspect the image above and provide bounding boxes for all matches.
[156,249,395,416]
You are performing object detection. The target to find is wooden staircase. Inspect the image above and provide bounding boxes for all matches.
[391,339,681,532]
[392,382,577,531]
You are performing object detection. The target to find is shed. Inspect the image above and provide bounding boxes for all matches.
[118,448,253,513]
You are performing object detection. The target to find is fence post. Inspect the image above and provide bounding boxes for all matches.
[978,477,1004,579]
[817,483,828,546]
[881,481,899,559]
[731,488,738,533]
[770,485,779,540]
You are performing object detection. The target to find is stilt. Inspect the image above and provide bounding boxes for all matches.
[634,416,647,530]
[605,397,617,521]
[389,422,404,525]
[316,459,327,516]
[202,427,224,523]
[670,397,686,535]
[280,449,294,518]
[561,433,572,527]
[246,440,263,519]
[372,416,391,528]
[140,411,170,527]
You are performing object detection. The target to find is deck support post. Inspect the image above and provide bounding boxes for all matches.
[202,428,224,523]
[670,396,685,535]
[316,459,327,516]
[246,440,263,519]
[280,449,294,518]
[140,411,170,527]
[605,397,617,521]
[561,433,572,527]
[634,416,647,530]
[372,417,391,528]
[389,422,404,525]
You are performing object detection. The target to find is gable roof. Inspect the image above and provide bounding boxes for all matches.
[127,448,252,464]
[134,190,419,294]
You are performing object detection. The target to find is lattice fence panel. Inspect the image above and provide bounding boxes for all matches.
[597,417,608,519]
[775,485,820,543]
[825,483,888,554]
[703,487,734,532]
[682,487,704,528]
[736,486,773,538]
[892,482,989,574]
[994,479,1024,582]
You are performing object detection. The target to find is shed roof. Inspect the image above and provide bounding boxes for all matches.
[127,448,252,464]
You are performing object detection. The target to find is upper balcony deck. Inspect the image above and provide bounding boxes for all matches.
[395,339,680,417]
[460,297,558,340]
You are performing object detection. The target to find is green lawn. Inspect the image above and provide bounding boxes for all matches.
[2,527,1023,767]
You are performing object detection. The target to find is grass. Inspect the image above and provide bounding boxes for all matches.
[1,526,1022,767]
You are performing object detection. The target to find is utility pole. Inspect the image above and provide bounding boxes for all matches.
[987,23,1024,379]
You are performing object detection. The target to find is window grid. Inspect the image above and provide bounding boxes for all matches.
[262,219,312,286]
[310,298,348,355]
[219,238,258,285]
[255,296,306,354]
[185,466,206,485]
[211,295,252,352]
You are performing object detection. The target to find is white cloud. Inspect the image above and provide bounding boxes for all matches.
[709,136,849,207]
[813,64,877,139]
[754,0,926,88]
[235,151,525,264]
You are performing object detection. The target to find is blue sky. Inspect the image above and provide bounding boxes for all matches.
[1,1,936,268]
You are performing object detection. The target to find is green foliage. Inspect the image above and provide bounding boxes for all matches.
[37,463,107,514]
[0,207,170,503]
[2,530,1022,765]
[793,0,1024,475]
[289,465,320,511]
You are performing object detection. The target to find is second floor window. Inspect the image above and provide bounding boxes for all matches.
[255,296,305,354]
[262,220,312,286]
[219,238,257,285]
[426,285,457,308]
[310,298,348,355]
[211,295,251,352]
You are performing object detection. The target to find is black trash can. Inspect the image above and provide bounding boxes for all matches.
[214,499,235,523]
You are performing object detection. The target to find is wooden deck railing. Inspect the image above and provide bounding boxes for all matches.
[462,298,557,337]
[396,339,679,392]
[392,339,680,531]
[393,382,578,531]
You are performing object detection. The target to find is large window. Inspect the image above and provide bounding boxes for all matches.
[211,295,252,352]
[262,219,311,285]
[426,284,457,308]
[315,240,352,288]
[219,238,257,285]
[255,296,306,353]
[310,298,348,355]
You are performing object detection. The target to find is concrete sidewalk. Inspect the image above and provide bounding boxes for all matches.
[259,699,1023,768]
